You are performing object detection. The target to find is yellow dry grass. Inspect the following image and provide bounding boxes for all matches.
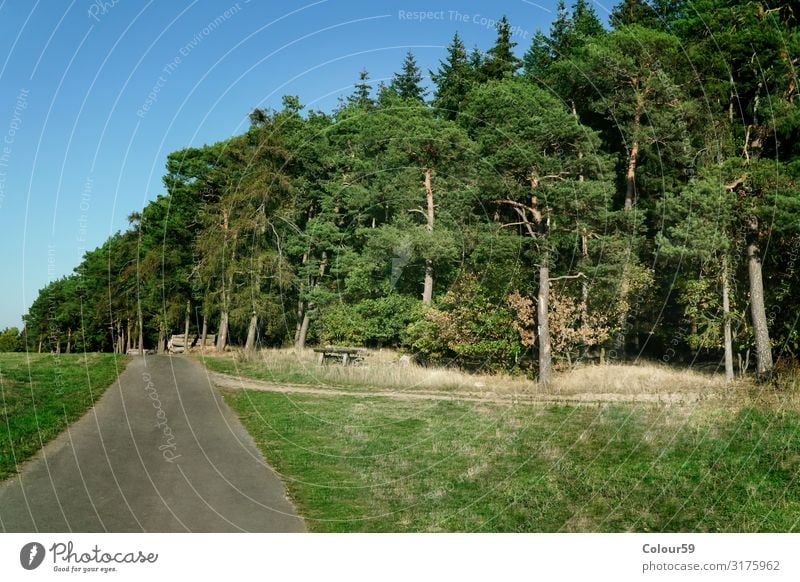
[223,348,751,401]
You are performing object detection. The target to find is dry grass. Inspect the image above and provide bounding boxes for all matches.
[203,348,761,404]
[222,347,534,394]
[551,362,734,395]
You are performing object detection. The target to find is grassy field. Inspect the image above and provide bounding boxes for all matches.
[215,350,800,532]
[0,353,127,480]
[201,349,727,398]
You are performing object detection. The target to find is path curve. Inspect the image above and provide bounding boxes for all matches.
[211,372,702,404]
[0,355,304,532]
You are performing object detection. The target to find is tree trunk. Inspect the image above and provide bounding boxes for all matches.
[747,241,773,382]
[614,261,630,360]
[137,308,144,356]
[157,328,164,354]
[580,228,589,313]
[422,168,435,306]
[295,252,327,350]
[125,320,131,353]
[295,303,306,345]
[38,335,43,354]
[624,95,642,211]
[297,313,311,350]
[244,312,258,353]
[183,300,191,354]
[217,310,229,353]
[722,256,734,382]
[538,257,552,388]
[294,252,309,345]
[201,314,208,350]
[66,328,72,354]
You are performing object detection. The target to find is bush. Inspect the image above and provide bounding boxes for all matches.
[317,295,422,347]
[407,276,525,371]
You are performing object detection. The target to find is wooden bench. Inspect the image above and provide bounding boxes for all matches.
[313,346,367,366]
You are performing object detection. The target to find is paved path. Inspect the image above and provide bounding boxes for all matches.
[0,356,305,532]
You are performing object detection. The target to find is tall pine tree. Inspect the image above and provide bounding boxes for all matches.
[390,52,427,102]
[480,16,521,81]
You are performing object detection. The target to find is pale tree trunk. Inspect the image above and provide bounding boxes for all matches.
[183,300,191,354]
[614,95,643,358]
[297,313,311,350]
[217,210,232,354]
[747,241,773,382]
[624,95,642,211]
[294,252,309,345]
[38,335,43,354]
[157,328,164,354]
[201,313,208,350]
[295,251,327,350]
[580,228,589,311]
[245,312,258,353]
[125,320,131,353]
[722,256,734,382]
[217,309,229,353]
[538,257,552,388]
[137,308,144,356]
[422,168,435,307]
[614,261,631,359]
[66,328,72,354]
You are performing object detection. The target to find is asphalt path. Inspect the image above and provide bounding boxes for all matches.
[0,355,305,532]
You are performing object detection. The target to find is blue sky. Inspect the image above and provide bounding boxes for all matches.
[0,0,612,328]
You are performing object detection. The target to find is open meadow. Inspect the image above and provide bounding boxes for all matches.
[206,349,800,532]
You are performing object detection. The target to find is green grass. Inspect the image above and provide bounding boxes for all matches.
[222,390,800,532]
[201,354,348,387]
[0,353,127,480]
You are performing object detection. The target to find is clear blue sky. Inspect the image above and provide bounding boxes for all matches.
[0,0,612,329]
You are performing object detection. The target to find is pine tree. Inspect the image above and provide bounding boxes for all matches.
[480,16,521,81]
[523,1,604,82]
[550,0,572,56]
[610,0,657,28]
[389,52,427,102]
[572,0,605,40]
[522,31,554,80]
[431,33,473,119]
[347,69,374,108]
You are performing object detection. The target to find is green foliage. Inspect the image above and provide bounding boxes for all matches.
[0,328,21,352]
[317,295,422,347]
[430,33,474,119]
[389,52,427,102]
[19,10,800,375]
[408,276,524,370]
[479,16,521,81]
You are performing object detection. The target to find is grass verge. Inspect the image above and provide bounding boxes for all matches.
[222,389,800,532]
[0,353,127,480]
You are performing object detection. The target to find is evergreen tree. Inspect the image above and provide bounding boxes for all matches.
[610,0,658,28]
[480,16,521,81]
[430,33,473,119]
[347,69,374,109]
[389,52,427,102]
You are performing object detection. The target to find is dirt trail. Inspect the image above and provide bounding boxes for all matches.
[210,372,703,405]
